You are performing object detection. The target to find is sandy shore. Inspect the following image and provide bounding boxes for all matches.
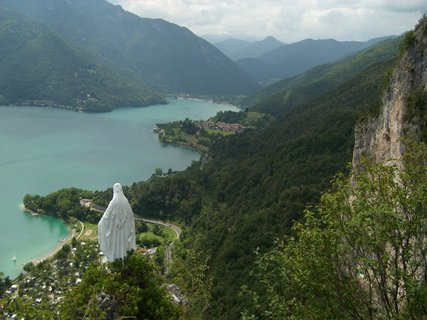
[19,203,75,266]
[31,227,75,265]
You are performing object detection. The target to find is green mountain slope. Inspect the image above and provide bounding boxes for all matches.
[193,59,396,318]
[237,36,394,82]
[93,53,395,319]
[243,37,401,116]
[15,29,403,320]
[83,36,401,318]
[1,0,259,95]
[0,8,163,112]
[243,18,427,320]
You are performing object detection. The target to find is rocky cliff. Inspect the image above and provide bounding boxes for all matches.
[353,17,427,169]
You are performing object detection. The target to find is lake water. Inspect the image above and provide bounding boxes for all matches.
[0,99,238,278]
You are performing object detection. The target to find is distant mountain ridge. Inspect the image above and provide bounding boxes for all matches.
[244,36,401,115]
[237,36,395,83]
[1,0,259,95]
[0,7,162,112]
[214,36,284,60]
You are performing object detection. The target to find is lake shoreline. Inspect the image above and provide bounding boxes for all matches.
[20,204,74,269]
[0,98,237,279]
[30,227,74,266]
[158,138,209,159]
[20,203,41,216]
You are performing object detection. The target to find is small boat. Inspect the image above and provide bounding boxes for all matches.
[12,255,16,262]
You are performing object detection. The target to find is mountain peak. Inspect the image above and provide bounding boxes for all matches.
[214,35,283,60]
[260,36,282,45]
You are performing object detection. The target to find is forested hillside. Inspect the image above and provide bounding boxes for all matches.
[14,30,406,320]
[243,18,427,319]
[17,29,405,319]
[1,0,259,95]
[0,8,162,112]
[243,141,427,319]
[83,40,400,318]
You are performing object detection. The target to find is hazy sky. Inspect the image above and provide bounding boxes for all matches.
[106,0,427,42]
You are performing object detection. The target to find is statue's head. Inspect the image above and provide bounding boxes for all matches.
[113,183,123,196]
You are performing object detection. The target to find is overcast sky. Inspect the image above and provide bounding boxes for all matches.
[106,0,427,42]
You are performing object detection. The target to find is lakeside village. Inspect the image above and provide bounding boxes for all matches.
[0,198,185,318]
[153,110,273,157]
[1,94,99,112]
[153,118,247,142]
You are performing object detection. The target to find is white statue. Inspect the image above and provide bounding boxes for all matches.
[98,183,136,261]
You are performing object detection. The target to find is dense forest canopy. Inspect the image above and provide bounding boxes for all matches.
[242,141,427,319]
[20,38,405,319]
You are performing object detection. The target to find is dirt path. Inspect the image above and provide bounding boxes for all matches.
[134,215,182,275]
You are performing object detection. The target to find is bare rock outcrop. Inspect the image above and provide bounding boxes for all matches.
[353,18,427,170]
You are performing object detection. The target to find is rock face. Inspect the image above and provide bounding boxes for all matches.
[353,18,427,170]
[98,183,136,262]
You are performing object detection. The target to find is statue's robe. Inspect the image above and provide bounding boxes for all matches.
[98,183,136,261]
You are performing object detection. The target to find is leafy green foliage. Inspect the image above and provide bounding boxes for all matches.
[59,251,183,319]
[243,141,427,319]
[173,245,213,319]
[0,272,11,296]
[0,7,163,112]
[126,168,205,225]
[402,31,417,51]
[23,188,102,223]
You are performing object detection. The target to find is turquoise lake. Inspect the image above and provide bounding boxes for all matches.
[0,99,238,278]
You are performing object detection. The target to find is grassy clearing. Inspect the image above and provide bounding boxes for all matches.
[243,111,263,125]
[80,222,98,241]
[206,129,235,136]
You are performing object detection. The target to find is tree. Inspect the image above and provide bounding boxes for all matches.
[0,272,11,296]
[173,245,213,319]
[71,236,78,248]
[60,251,183,319]
[243,141,427,319]
[23,262,35,273]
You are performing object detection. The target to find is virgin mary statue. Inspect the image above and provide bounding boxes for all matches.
[98,183,136,261]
